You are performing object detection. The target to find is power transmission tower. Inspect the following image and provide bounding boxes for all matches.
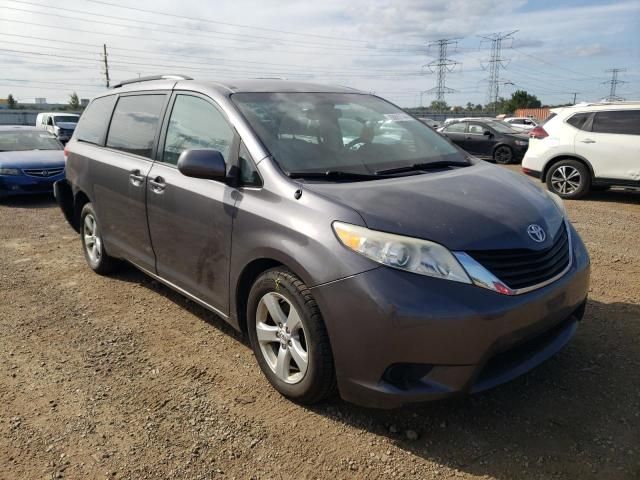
[479,31,517,110]
[422,39,460,110]
[603,68,626,101]
[102,44,110,88]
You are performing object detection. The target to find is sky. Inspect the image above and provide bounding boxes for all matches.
[0,0,638,107]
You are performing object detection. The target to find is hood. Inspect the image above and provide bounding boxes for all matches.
[56,122,77,130]
[0,150,65,168]
[303,162,564,252]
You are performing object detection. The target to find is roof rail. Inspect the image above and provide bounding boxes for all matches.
[111,74,193,89]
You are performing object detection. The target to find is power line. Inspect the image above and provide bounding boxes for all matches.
[479,31,517,108]
[0,17,422,58]
[422,39,460,108]
[0,34,428,75]
[603,68,626,101]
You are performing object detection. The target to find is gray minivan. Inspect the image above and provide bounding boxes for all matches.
[55,75,590,408]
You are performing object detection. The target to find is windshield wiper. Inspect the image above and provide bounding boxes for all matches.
[287,170,383,180]
[375,160,469,176]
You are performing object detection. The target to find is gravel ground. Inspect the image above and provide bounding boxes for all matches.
[1,165,639,480]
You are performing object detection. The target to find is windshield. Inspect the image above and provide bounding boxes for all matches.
[232,92,464,176]
[486,120,519,134]
[0,131,63,151]
[53,116,79,124]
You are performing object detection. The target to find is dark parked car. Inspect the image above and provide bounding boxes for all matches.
[440,119,530,164]
[0,126,65,198]
[55,75,590,408]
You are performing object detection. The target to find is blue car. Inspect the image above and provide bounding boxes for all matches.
[0,126,65,198]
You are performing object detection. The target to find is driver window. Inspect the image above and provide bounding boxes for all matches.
[163,95,234,165]
[468,124,484,134]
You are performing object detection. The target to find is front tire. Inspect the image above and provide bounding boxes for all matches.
[247,268,336,404]
[80,203,118,274]
[546,160,591,199]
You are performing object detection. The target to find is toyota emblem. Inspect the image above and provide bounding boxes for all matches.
[527,224,546,243]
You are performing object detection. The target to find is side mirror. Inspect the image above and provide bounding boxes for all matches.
[483,130,492,136]
[177,149,226,180]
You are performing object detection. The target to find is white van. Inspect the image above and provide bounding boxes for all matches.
[35,112,80,143]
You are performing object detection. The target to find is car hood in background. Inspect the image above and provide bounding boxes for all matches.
[56,122,77,130]
[304,162,563,252]
[0,150,65,168]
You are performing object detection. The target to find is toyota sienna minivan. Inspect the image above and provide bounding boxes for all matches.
[55,75,590,408]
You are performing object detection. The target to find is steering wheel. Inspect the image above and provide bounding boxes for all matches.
[346,137,368,150]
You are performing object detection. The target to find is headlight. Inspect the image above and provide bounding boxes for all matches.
[0,167,21,175]
[547,190,566,215]
[515,140,528,146]
[333,222,471,284]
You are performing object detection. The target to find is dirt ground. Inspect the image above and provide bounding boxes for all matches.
[1,165,639,480]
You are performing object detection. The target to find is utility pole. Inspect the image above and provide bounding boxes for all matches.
[479,31,517,111]
[102,44,110,88]
[603,68,626,101]
[422,39,460,111]
[571,92,579,104]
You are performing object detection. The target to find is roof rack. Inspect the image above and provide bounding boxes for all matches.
[111,74,193,89]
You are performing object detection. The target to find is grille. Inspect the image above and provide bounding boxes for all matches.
[22,167,64,178]
[468,224,570,290]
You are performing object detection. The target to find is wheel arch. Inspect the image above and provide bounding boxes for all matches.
[73,190,91,232]
[233,257,295,335]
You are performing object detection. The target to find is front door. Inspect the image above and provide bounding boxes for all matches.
[464,123,494,156]
[574,109,640,182]
[146,93,237,313]
[92,93,168,270]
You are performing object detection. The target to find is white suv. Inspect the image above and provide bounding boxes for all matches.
[522,102,640,199]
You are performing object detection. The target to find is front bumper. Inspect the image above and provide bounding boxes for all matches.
[311,224,590,408]
[0,172,65,197]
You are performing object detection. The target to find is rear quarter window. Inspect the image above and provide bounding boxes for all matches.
[75,95,117,145]
[566,113,591,131]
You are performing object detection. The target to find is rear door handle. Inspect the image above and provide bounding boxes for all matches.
[129,169,145,187]
[580,139,596,144]
[149,176,166,193]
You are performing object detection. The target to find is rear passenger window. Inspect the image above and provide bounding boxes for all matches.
[106,95,165,158]
[592,110,640,135]
[75,95,117,145]
[445,122,466,133]
[468,124,484,134]
[566,113,590,131]
[163,95,234,165]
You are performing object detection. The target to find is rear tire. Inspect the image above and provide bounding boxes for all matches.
[546,160,591,199]
[80,203,118,275]
[493,145,514,164]
[247,268,336,404]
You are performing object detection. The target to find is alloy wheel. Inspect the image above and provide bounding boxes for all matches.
[551,165,581,195]
[83,213,102,263]
[255,292,308,384]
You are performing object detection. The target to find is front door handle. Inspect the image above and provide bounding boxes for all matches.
[580,138,596,144]
[129,169,145,187]
[149,176,166,193]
